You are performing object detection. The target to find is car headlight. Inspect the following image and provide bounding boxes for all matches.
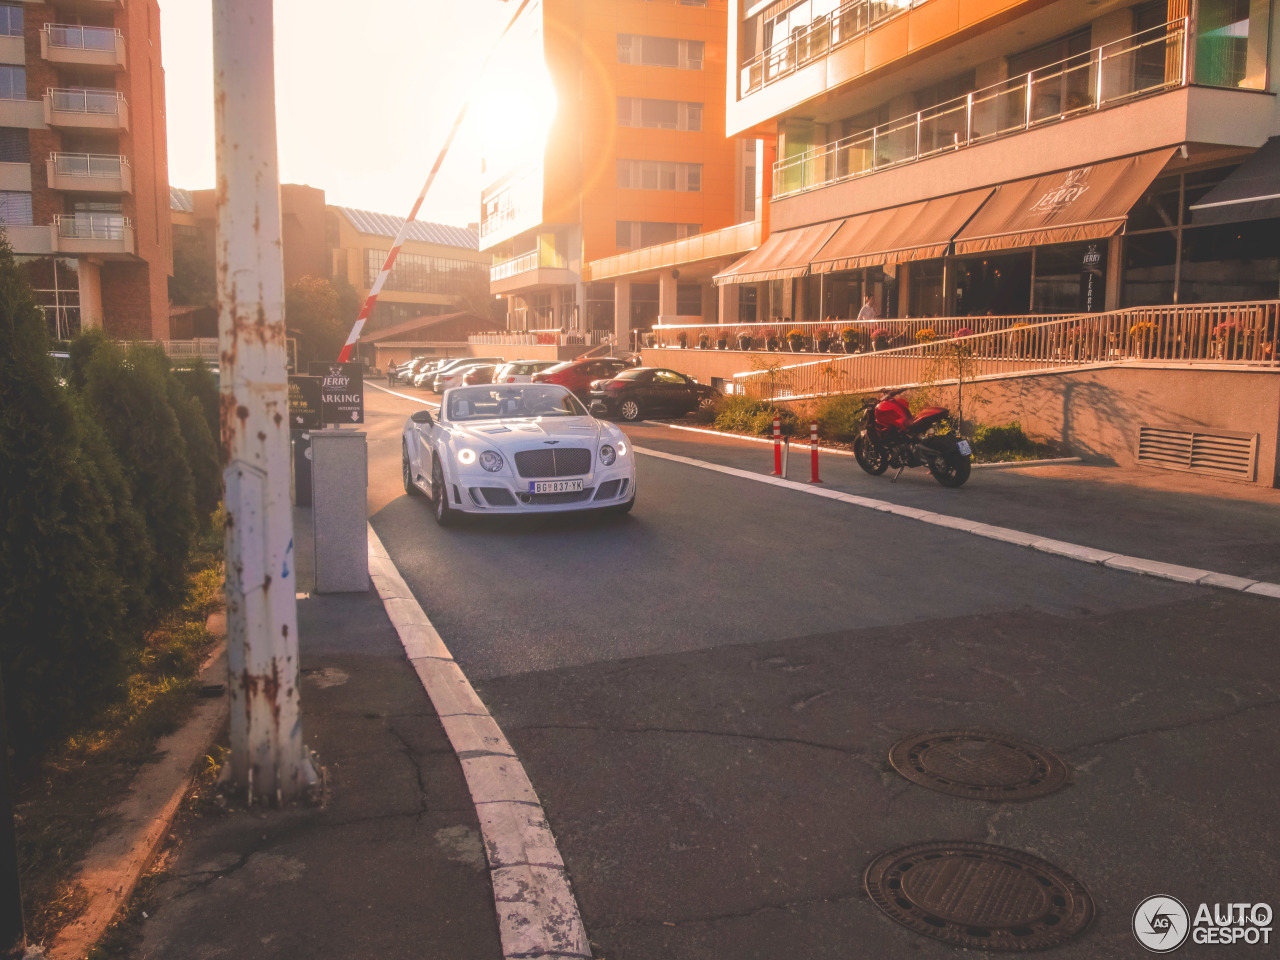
[479,450,503,472]
[599,444,616,466]
[457,448,477,465]
[617,440,628,457]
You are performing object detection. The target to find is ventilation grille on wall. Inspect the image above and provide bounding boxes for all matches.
[1137,426,1258,481]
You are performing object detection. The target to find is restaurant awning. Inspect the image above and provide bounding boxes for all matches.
[953,148,1175,256]
[810,189,993,273]
[1189,137,1280,225]
[712,220,842,285]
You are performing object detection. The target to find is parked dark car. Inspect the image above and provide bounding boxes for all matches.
[532,357,633,398]
[588,367,720,422]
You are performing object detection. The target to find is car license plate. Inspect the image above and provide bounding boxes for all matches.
[531,479,583,494]
[956,440,972,456]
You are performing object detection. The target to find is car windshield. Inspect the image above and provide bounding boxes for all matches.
[445,385,590,422]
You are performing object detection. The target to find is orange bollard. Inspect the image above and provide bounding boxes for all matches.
[772,415,782,475]
[810,420,822,483]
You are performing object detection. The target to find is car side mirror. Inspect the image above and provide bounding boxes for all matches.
[410,410,434,425]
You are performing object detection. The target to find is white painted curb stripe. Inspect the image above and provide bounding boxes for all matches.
[367,524,592,960]
[640,420,1081,469]
[632,446,1280,599]
[367,380,440,408]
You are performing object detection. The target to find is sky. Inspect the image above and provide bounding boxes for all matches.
[158,0,516,228]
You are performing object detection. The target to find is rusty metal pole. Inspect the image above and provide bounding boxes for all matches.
[214,0,316,804]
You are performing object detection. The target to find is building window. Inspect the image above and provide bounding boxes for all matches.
[17,256,80,340]
[0,4,21,37]
[0,190,32,225]
[617,97,703,131]
[0,66,24,101]
[615,221,700,250]
[0,127,27,163]
[1196,0,1271,89]
[617,34,704,69]
[616,159,702,192]
[364,248,487,294]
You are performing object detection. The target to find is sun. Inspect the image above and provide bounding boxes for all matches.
[471,45,558,174]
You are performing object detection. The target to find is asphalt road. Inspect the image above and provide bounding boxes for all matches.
[365,383,1279,959]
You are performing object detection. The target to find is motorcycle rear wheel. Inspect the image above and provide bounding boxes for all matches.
[854,436,889,475]
[928,451,972,488]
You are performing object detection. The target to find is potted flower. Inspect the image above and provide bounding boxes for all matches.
[786,328,806,351]
[1213,318,1242,359]
[1009,320,1030,358]
[736,329,753,350]
[715,332,729,350]
[1128,321,1157,359]
[676,330,688,348]
[697,332,711,349]
[816,329,834,353]
[643,332,655,348]
[915,328,937,344]
[870,328,889,351]
[764,329,780,351]
[840,327,860,353]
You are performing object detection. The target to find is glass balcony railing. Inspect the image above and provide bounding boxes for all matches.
[56,213,130,240]
[45,24,121,51]
[52,153,127,178]
[491,250,539,282]
[48,87,124,115]
[774,20,1188,198]
[741,0,919,95]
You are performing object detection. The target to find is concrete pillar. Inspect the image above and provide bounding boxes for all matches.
[309,429,369,594]
[701,282,718,323]
[659,271,678,320]
[77,259,102,330]
[1106,235,1123,310]
[613,280,631,349]
[717,283,738,326]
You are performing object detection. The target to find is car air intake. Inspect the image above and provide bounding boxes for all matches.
[594,479,622,500]
[478,487,517,506]
[529,489,593,504]
[514,448,591,478]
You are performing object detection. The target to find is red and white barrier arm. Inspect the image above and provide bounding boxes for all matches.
[337,0,534,363]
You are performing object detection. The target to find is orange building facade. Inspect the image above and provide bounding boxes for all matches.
[481,0,750,341]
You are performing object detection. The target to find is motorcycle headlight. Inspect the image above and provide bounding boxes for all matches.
[457,448,477,465]
[599,444,617,466]
[478,450,504,472]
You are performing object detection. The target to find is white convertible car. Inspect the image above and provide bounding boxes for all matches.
[402,383,636,524]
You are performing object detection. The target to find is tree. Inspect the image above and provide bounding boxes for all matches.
[287,275,348,364]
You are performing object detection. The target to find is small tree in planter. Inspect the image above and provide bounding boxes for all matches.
[736,329,753,350]
[840,327,861,353]
[786,328,806,352]
[676,330,688,348]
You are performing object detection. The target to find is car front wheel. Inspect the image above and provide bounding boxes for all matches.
[619,399,642,422]
[431,456,461,526]
[403,442,422,496]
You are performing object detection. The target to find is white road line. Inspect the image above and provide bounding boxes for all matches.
[366,525,592,960]
[367,381,440,408]
[632,445,1280,599]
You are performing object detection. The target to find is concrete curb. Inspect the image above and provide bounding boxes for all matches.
[367,524,592,960]
[633,445,1280,599]
[47,618,230,960]
[640,420,1081,469]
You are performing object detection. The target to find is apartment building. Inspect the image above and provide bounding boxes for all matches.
[481,0,748,342]
[718,0,1280,321]
[1,0,170,340]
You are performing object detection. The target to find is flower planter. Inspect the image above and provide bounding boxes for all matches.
[716,338,728,350]
[737,337,753,351]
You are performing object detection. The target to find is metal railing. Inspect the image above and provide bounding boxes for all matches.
[47,87,125,115]
[44,24,121,51]
[468,329,612,347]
[648,315,1073,351]
[51,152,127,177]
[490,250,539,282]
[55,213,130,240]
[774,20,1187,198]
[741,0,919,95]
[733,301,1280,401]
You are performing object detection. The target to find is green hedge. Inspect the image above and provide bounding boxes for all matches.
[0,239,221,756]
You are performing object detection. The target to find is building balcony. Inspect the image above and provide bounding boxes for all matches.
[44,87,129,131]
[489,243,574,295]
[41,24,126,70]
[0,97,47,128]
[774,21,1187,200]
[52,214,134,257]
[5,224,54,256]
[46,152,132,193]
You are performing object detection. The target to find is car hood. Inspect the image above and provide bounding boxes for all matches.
[444,416,608,447]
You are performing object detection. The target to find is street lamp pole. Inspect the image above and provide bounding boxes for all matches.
[213,0,316,804]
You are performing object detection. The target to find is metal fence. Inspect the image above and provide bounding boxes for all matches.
[733,302,1280,401]
[52,152,126,177]
[648,315,1074,352]
[774,20,1186,198]
[468,329,612,348]
[48,87,124,115]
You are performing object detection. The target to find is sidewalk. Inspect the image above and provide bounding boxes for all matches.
[623,421,1280,584]
[132,507,502,960]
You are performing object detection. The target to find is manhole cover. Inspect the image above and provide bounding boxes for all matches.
[865,842,1094,951]
[889,731,1069,801]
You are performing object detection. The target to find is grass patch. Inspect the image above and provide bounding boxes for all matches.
[969,422,1055,463]
[15,516,224,948]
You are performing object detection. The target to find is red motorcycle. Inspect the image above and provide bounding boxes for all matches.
[853,388,972,487]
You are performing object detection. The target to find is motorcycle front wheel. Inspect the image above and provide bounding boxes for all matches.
[927,451,972,488]
[854,435,889,475]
